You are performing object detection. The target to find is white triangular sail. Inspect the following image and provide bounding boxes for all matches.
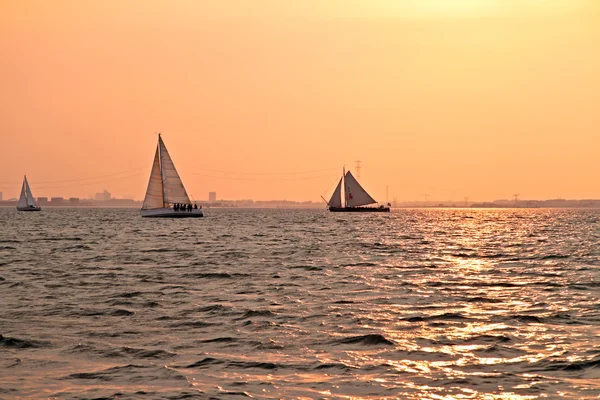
[345,171,377,207]
[328,177,343,208]
[24,177,36,206]
[158,136,191,205]
[18,178,29,208]
[142,145,165,210]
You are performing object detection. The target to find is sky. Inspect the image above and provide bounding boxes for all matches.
[1,0,599,202]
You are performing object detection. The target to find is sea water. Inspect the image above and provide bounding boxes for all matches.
[0,208,599,399]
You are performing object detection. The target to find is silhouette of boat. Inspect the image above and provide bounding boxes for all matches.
[324,168,390,213]
[140,134,202,218]
[17,176,41,212]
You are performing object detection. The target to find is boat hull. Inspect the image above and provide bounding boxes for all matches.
[329,206,390,213]
[17,206,41,212]
[141,208,203,218]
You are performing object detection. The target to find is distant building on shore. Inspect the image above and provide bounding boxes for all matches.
[0,192,2,201]
[37,197,49,206]
[208,192,217,202]
[50,197,65,206]
[95,189,111,202]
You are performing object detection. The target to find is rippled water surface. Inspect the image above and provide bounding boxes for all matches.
[1,208,599,399]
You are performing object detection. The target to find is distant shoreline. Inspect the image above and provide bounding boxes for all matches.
[3,205,600,210]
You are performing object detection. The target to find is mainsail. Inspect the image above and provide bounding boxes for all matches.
[18,179,29,208]
[328,177,343,208]
[18,176,36,208]
[142,145,164,209]
[142,135,191,210]
[25,178,36,206]
[344,171,377,207]
[158,136,191,205]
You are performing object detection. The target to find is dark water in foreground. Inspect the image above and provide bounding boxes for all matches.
[0,208,599,399]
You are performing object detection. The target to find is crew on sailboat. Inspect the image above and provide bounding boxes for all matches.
[172,203,200,212]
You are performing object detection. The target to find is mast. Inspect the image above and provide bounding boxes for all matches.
[343,166,346,208]
[158,133,167,208]
[24,176,28,205]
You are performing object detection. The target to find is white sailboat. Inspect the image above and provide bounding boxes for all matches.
[324,168,390,212]
[140,134,203,218]
[17,176,41,212]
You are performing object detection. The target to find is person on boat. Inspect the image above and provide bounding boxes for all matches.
[193,203,198,210]
[188,203,192,212]
[174,203,178,211]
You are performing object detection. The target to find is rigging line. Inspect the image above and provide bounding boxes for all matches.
[0,167,147,185]
[321,173,342,198]
[185,172,334,181]
[34,172,145,190]
[181,166,339,176]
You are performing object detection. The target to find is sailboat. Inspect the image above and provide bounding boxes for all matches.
[324,168,390,212]
[17,176,41,211]
[140,134,203,218]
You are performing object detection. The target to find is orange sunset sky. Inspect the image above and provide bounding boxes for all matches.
[1,0,599,202]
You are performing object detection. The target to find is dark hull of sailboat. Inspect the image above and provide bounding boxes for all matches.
[141,208,203,218]
[17,206,41,212]
[329,206,390,213]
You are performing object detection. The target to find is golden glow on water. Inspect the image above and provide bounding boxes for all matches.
[2,209,599,398]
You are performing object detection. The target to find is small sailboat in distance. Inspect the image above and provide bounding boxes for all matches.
[140,134,203,218]
[17,176,41,212]
[323,168,390,212]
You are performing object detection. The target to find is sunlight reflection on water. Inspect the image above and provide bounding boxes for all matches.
[0,208,599,399]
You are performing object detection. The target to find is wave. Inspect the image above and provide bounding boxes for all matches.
[141,248,177,253]
[403,313,475,323]
[185,357,278,370]
[185,357,224,368]
[33,237,83,241]
[67,308,134,317]
[197,337,238,344]
[312,362,354,371]
[462,296,502,303]
[170,321,215,328]
[0,334,49,349]
[65,364,150,381]
[332,334,394,346]
[116,347,176,359]
[181,272,251,279]
[236,310,277,320]
[533,355,600,372]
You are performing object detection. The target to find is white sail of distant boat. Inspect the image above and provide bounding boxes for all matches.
[140,134,202,218]
[324,168,389,213]
[17,176,41,211]
[328,177,343,208]
[344,170,377,207]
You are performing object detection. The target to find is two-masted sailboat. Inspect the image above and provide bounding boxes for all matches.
[17,176,41,212]
[324,168,390,212]
[141,134,202,218]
